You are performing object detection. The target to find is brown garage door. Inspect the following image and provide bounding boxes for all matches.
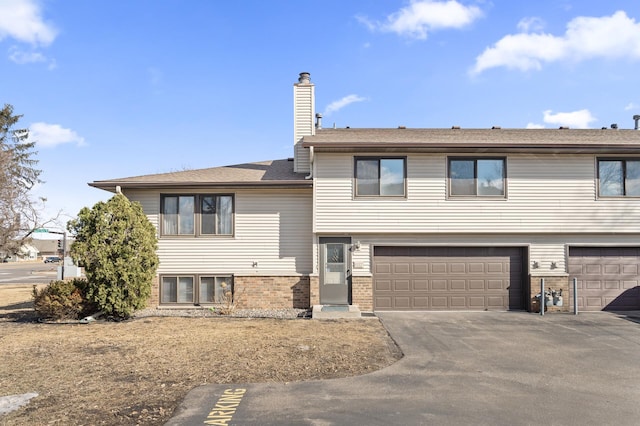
[373,246,525,311]
[568,247,640,311]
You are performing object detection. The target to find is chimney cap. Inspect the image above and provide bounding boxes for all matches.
[298,72,311,84]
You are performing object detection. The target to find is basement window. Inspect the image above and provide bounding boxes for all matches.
[161,275,233,305]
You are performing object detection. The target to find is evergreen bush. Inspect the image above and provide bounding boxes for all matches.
[32,279,97,320]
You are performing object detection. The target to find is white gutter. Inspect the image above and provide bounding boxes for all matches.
[304,146,314,180]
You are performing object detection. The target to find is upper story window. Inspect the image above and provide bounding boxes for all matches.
[449,158,506,197]
[162,195,195,235]
[161,194,234,236]
[355,157,406,197]
[598,159,640,197]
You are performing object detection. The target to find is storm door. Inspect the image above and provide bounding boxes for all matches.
[319,237,351,305]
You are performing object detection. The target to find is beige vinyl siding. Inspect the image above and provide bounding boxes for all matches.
[123,190,160,230]
[127,188,312,275]
[293,84,314,174]
[314,153,640,234]
[346,234,640,276]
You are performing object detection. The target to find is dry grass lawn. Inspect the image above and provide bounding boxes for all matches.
[0,284,401,425]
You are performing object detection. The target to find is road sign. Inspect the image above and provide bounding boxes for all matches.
[33,228,48,233]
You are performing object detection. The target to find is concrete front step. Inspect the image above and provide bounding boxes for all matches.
[311,304,362,319]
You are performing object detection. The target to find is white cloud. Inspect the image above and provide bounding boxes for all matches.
[529,109,597,129]
[358,0,483,40]
[0,0,57,46]
[323,95,367,116]
[8,45,55,68]
[625,102,638,111]
[27,122,86,148]
[472,11,640,74]
[517,17,545,33]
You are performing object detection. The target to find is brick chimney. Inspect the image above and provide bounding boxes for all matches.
[293,72,315,174]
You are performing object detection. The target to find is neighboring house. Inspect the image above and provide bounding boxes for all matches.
[31,239,61,258]
[90,72,640,312]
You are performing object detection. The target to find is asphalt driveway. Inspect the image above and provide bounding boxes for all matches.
[167,311,640,425]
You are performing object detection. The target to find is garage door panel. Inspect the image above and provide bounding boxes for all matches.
[469,279,485,290]
[431,263,447,274]
[487,296,505,308]
[374,296,392,309]
[604,281,620,290]
[487,279,504,290]
[375,279,392,291]
[395,280,410,291]
[431,279,447,291]
[394,263,410,274]
[586,265,602,274]
[487,263,504,273]
[468,263,484,273]
[449,263,466,274]
[373,247,524,311]
[604,265,620,274]
[450,297,467,308]
[431,297,448,308]
[413,264,428,274]
[375,263,391,274]
[569,247,640,311]
[414,279,428,291]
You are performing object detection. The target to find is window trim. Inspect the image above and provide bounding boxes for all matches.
[597,157,640,198]
[353,156,407,198]
[160,193,235,237]
[447,156,507,199]
[160,274,196,305]
[160,274,234,306]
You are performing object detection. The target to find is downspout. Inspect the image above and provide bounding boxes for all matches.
[305,146,314,179]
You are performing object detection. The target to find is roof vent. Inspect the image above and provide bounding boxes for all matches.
[633,115,640,130]
[398,126,406,129]
[315,113,322,130]
[559,126,569,130]
[611,123,618,129]
[451,125,461,129]
[491,126,501,129]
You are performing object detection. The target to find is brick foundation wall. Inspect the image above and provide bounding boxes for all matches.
[529,275,570,313]
[149,275,159,307]
[309,275,320,306]
[233,276,310,309]
[352,276,373,311]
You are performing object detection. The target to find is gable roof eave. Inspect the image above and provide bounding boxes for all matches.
[89,180,312,193]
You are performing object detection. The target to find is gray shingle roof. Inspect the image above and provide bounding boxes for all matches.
[90,159,310,192]
[302,128,640,152]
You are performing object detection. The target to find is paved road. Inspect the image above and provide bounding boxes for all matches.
[0,262,57,284]
[167,311,640,426]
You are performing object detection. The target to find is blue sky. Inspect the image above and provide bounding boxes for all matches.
[1,0,640,226]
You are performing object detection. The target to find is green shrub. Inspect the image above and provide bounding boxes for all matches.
[32,279,97,320]
[68,194,159,319]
